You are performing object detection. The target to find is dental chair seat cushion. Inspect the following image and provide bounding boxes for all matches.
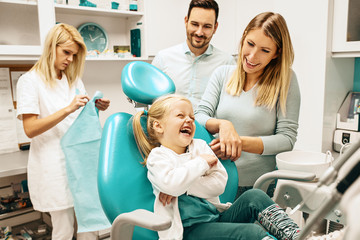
[98,112,238,240]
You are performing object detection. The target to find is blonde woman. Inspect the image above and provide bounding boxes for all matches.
[195,12,301,198]
[132,94,300,240]
[16,23,110,239]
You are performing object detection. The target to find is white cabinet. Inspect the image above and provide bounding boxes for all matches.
[332,0,360,57]
[55,2,147,61]
[0,0,41,61]
[0,0,147,62]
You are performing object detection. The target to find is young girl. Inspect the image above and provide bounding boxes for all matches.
[16,23,110,239]
[132,94,300,240]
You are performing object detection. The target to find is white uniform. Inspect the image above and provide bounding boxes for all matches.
[16,70,86,212]
[146,139,230,240]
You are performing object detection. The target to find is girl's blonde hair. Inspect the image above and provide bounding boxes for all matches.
[133,94,192,164]
[31,23,87,87]
[226,12,294,115]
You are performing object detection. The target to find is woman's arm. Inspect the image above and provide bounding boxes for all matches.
[260,72,301,155]
[22,94,90,138]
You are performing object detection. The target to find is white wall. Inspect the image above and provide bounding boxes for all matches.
[82,61,137,126]
[86,0,354,153]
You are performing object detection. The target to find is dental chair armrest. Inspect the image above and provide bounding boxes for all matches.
[253,170,316,193]
[110,209,172,240]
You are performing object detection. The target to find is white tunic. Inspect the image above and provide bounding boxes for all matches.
[16,70,86,212]
[147,139,230,240]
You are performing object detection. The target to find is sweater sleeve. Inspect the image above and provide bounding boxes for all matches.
[147,148,210,196]
[261,71,301,155]
[186,140,228,198]
[195,65,231,126]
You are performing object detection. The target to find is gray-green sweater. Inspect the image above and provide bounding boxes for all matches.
[195,65,301,186]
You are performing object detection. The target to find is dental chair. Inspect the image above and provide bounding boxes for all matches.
[98,61,238,240]
[97,61,317,240]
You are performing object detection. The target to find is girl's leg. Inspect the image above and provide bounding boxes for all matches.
[220,189,300,240]
[258,204,300,240]
[49,207,75,240]
[219,189,274,223]
[183,222,270,240]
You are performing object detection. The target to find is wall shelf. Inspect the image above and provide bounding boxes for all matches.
[55,3,144,18]
[0,0,36,6]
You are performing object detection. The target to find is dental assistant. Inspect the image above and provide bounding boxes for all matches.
[195,12,300,198]
[16,23,110,239]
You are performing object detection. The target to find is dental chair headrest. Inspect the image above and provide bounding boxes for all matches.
[121,61,176,104]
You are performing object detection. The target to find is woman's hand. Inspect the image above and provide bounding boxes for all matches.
[200,154,218,168]
[159,192,175,206]
[67,94,90,113]
[209,120,242,161]
[95,98,110,111]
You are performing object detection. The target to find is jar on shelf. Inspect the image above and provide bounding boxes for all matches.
[129,0,137,11]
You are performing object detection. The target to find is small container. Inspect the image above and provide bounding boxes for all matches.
[129,0,137,11]
[111,1,119,9]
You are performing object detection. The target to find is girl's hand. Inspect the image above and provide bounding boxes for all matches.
[95,98,110,111]
[200,154,218,168]
[210,120,242,161]
[67,94,90,113]
[159,192,175,206]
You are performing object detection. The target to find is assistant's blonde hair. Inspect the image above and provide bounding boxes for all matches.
[31,23,87,87]
[133,94,192,164]
[226,12,294,115]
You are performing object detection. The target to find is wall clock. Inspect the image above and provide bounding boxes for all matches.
[78,22,108,53]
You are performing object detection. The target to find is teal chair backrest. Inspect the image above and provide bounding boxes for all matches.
[98,61,238,239]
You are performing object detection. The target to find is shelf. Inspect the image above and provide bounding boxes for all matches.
[86,56,148,61]
[332,52,360,58]
[0,207,33,221]
[0,150,28,178]
[0,0,37,6]
[55,4,144,18]
[0,45,41,62]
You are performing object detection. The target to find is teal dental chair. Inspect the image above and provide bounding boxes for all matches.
[98,61,238,240]
[98,61,317,240]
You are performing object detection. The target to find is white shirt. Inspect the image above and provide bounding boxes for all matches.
[16,70,86,212]
[146,139,230,240]
[152,42,235,109]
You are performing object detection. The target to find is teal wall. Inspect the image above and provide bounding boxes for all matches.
[355,58,360,92]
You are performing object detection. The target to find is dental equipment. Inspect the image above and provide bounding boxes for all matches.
[289,139,360,216]
[298,159,360,240]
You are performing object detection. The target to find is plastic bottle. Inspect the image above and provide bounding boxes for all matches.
[129,0,137,11]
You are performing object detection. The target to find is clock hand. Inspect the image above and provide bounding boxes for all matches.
[89,34,94,42]
[92,34,102,41]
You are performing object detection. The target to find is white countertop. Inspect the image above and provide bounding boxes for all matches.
[0,150,28,178]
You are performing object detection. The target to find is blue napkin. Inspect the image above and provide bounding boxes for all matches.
[61,91,111,232]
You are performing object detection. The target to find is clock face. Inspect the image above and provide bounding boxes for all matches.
[78,23,108,53]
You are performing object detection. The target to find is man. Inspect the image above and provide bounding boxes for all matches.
[152,0,235,109]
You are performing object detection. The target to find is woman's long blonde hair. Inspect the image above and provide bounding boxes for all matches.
[133,94,192,164]
[226,12,294,115]
[31,23,87,87]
